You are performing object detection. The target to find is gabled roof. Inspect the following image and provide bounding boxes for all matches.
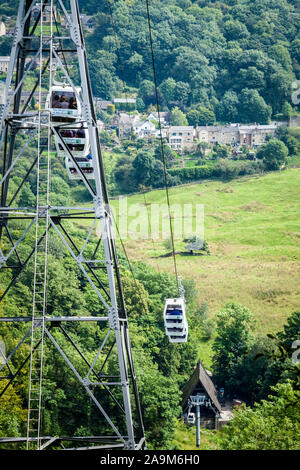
[181,361,222,414]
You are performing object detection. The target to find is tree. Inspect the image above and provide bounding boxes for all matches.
[186,109,201,127]
[170,107,188,126]
[159,78,176,104]
[138,80,155,107]
[223,20,250,41]
[239,88,272,124]
[235,67,265,91]
[216,91,239,123]
[115,156,137,193]
[212,303,256,391]
[174,81,190,105]
[133,151,155,186]
[278,311,300,352]
[0,380,26,439]
[257,139,288,170]
[276,127,299,156]
[281,101,293,120]
[265,70,294,115]
[187,107,215,126]
[219,381,300,450]
[269,44,292,72]
[154,143,177,167]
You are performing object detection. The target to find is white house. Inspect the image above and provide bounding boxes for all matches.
[147,111,169,126]
[133,119,156,138]
[0,22,6,37]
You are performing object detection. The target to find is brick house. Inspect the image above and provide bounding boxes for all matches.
[168,126,195,153]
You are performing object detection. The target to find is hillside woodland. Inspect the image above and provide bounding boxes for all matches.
[0,0,299,450]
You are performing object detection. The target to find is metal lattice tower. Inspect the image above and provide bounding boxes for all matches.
[0,0,146,450]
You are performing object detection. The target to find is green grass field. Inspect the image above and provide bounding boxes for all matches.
[172,420,219,450]
[110,168,300,334]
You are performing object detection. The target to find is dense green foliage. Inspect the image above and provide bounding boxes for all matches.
[0,0,299,450]
[77,0,300,123]
[213,306,300,405]
[0,222,200,449]
[219,381,300,449]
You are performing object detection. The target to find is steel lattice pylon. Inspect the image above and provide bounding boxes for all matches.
[0,0,146,450]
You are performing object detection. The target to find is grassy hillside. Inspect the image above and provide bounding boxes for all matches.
[110,168,300,335]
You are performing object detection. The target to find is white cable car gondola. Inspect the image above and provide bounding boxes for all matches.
[163,297,188,343]
[46,85,81,122]
[168,321,188,343]
[64,153,95,180]
[54,123,89,159]
[187,412,196,425]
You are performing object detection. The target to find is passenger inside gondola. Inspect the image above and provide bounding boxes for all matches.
[60,128,86,139]
[51,91,77,110]
[168,308,182,315]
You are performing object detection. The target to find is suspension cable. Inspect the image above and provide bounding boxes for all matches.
[111,209,140,292]
[106,2,162,276]
[145,0,179,292]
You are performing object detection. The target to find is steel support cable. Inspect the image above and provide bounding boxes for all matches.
[52,3,69,76]
[106,1,161,280]
[110,210,139,292]
[105,0,135,133]
[145,0,179,293]
[142,191,161,274]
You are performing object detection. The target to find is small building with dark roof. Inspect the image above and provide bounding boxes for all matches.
[181,361,223,429]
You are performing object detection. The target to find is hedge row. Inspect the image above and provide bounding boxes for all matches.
[168,160,265,183]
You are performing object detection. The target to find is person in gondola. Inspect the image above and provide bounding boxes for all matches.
[62,129,73,138]
[77,127,85,138]
[59,95,69,109]
[171,308,181,316]
[68,97,77,109]
[52,94,60,108]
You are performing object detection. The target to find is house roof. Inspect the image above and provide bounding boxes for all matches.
[148,111,168,119]
[169,126,194,132]
[113,98,136,104]
[181,361,222,414]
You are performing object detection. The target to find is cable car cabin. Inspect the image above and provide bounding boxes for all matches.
[65,155,94,180]
[168,329,188,343]
[164,298,188,343]
[166,325,188,343]
[187,412,196,425]
[54,125,89,158]
[46,85,81,122]
[164,298,186,328]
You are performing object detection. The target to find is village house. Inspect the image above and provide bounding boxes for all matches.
[239,124,277,147]
[79,14,94,30]
[168,126,195,153]
[147,111,169,126]
[0,22,6,37]
[94,98,113,112]
[32,4,57,22]
[133,119,156,139]
[196,123,280,148]
[114,113,142,139]
[0,57,10,74]
[181,361,232,430]
[113,98,136,111]
[97,120,104,132]
[196,125,240,146]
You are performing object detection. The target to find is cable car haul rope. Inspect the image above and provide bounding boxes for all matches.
[145,0,188,343]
